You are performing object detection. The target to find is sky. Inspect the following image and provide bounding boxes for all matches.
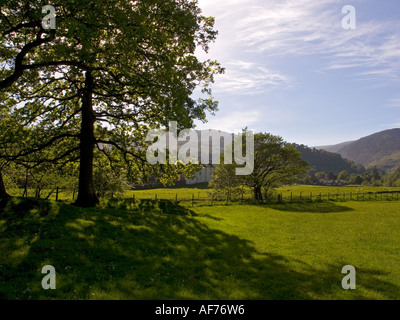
[193,0,400,147]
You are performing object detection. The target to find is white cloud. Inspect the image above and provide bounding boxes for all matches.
[194,103,299,134]
[386,94,400,108]
[212,60,293,95]
[198,0,400,81]
[195,110,262,133]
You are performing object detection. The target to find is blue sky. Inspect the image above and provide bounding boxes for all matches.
[193,0,400,147]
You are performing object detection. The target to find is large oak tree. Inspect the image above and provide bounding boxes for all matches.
[1,0,223,206]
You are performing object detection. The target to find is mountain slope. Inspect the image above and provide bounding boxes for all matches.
[316,129,400,170]
[294,144,365,175]
[316,141,354,153]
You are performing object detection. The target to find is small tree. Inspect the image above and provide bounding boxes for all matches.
[243,133,309,202]
[338,170,349,184]
[383,168,400,187]
[210,132,309,202]
[209,162,243,201]
[349,174,363,185]
[315,171,327,182]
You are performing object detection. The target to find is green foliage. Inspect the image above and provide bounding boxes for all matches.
[244,133,309,201]
[93,169,129,199]
[209,161,244,200]
[209,132,309,201]
[295,144,365,175]
[383,168,400,187]
[338,170,349,182]
[1,0,223,204]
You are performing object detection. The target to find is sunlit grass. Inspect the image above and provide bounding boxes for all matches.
[1,195,400,300]
[8,184,400,204]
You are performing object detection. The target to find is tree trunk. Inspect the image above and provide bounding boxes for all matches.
[254,185,263,202]
[74,71,99,207]
[0,170,10,199]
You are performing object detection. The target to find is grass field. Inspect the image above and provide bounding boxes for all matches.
[1,188,400,300]
[8,184,400,204]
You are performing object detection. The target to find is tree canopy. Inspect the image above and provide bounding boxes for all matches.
[0,0,223,205]
[210,132,309,202]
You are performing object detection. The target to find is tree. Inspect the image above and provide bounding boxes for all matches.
[349,173,363,185]
[326,172,337,181]
[1,0,223,206]
[315,171,327,182]
[244,133,309,202]
[338,170,349,183]
[0,1,59,198]
[209,162,244,201]
[383,168,400,187]
[211,132,309,202]
[0,171,7,198]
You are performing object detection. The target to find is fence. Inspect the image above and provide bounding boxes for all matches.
[17,187,400,207]
[128,190,400,207]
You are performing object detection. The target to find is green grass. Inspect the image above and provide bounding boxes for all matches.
[9,184,400,204]
[126,187,211,201]
[1,194,400,300]
[277,185,400,196]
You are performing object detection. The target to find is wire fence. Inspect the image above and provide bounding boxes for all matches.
[127,190,400,207]
[14,187,400,207]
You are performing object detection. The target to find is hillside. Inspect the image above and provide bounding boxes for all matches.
[294,144,365,175]
[316,141,354,153]
[316,129,400,171]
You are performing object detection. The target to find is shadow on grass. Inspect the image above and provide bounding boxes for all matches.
[0,197,9,212]
[265,202,355,213]
[0,197,397,300]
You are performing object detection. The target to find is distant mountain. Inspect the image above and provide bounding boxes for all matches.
[316,141,354,153]
[316,129,400,171]
[294,144,365,175]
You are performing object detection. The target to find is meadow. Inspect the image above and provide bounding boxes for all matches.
[1,185,400,300]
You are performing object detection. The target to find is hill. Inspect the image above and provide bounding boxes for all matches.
[294,144,365,175]
[316,129,400,171]
[316,141,354,153]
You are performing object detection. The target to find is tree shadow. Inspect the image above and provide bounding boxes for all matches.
[265,202,355,213]
[0,197,398,300]
[0,197,10,213]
